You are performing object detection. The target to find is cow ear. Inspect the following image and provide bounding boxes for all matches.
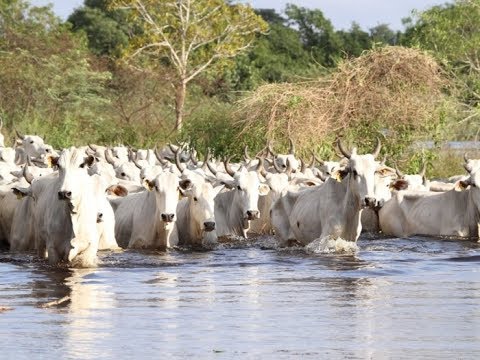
[81,155,95,168]
[12,187,31,199]
[105,184,128,197]
[390,179,409,191]
[377,166,396,177]
[143,179,155,191]
[259,183,270,196]
[47,156,59,168]
[221,179,235,189]
[455,180,470,191]
[179,179,193,191]
[332,168,349,182]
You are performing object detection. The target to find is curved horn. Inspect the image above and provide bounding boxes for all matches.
[464,152,470,163]
[26,154,33,167]
[267,141,277,157]
[286,157,293,177]
[88,144,98,152]
[0,117,3,130]
[168,143,178,154]
[190,150,198,166]
[223,156,236,177]
[300,158,306,173]
[104,148,117,166]
[243,145,251,161]
[15,129,25,140]
[174,146,186,173]
[336,139,351,159]
[372,138,381,159]
[308,152,316,168]
[201,148,210,171]
[316,171,327,182]
[272,156,284,173]
[206,158,217,176]
[154,146,169,166]
[23,164,34,184]
[132,156,143,170]
[394,163,404,178]
[313,152,324,166]
[288,137,295,155]
[256,156,267,178]
[419,161,427,178]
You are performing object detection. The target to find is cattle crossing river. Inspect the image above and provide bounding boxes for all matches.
[0,235,479,359]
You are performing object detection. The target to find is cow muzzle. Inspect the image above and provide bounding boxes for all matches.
[246,210,260,220]
[161,213,175,223]
[203,221,216,232]
[363,196,376,208]
[58,190,72,200]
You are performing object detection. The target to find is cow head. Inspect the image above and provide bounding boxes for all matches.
[461,157,480,207]
[145,171,179,229]
[179,172,223,232]
[336,138,395,208]
[16,131,53,160]
[222,159,270,221]
[57,147,95,211]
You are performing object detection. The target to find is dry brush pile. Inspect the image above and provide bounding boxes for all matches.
[236,46,458,161]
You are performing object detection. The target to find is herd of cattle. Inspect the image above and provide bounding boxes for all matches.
[0,126,479,267]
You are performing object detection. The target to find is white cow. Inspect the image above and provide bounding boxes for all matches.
[112,171,180,249]
[379,157,480,239]
[272,139,395,246]
[15,130,56,164]
[33,148,100,267]
[212,158,270,238]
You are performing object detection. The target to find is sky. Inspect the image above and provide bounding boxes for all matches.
[30,0,451,31]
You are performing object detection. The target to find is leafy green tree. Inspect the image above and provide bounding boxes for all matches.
[337,22,372,58]
[285,4,343,67]
[107,0,268,131]
[0,0,111,147]
[369,24,399,45]
[68,0,130,56]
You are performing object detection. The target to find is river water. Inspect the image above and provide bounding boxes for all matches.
[1,235,479,359]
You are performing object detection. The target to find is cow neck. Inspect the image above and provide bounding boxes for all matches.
[466,188,480,238]
[341,173,364,241]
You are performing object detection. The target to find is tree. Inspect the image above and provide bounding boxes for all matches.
[107,0,268,131]
[402,0,480,138]
[68,0,130,56]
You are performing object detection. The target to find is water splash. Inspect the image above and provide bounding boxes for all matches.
[305,236,358,254]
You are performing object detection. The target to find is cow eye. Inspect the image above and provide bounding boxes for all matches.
[30,140,34,144]
[45,149,50,153]
[193,197,198,202]
[121,172,126,177]
[237,185,242,191]
[79,164,85,168]
[352,170,358,178]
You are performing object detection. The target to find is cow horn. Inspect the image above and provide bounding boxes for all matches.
[316,172,327,182]
[168,143,178,154]
[23,164,34,184]
[174,146,186,173]
[154,146,169,166]
[26,155,33,167]
[464,152,470,163]
[223,157,236,177]
[256,156,267,178]
[88,144,98,152]
[132,155,143,169]
[190,150,198,166]
[372,138,381,159]
[104,148,117,166]
[243,145,251,162]
[300,158,306,173]
[289,137,295,155]
[419,161,427,178]
[286,157,293,177]
[0,117,3,130]
[308,152,316,168]
[272,156,283,173]
[336,139,351,159]
[15,129,25,140]
[201,148,210,171]
[206,158,217,176]
[313,152,324,166]
[267,141,277,157]
[394,163,404,178]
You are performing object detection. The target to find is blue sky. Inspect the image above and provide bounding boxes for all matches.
[30,0,451,30]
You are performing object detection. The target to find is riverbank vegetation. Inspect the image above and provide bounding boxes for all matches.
[1,0,480,176]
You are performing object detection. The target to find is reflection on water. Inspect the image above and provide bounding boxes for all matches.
[0,237,480,359]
